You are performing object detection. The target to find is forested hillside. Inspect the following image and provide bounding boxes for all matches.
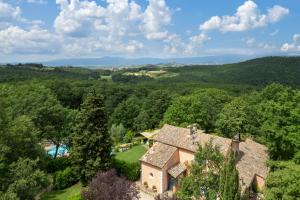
[159,56,300,88]
[0,64,100,82]
[0,56,299,200]
[1,57,300,88]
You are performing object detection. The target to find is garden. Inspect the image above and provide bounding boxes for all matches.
[40,144,147,200]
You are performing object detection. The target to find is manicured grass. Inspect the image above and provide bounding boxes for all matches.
[115,145,147,163]
[41,183,82,200]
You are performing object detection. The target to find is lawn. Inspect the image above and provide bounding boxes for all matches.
[115,145,147,163]
[41,145,147,200]
[41,183,82,200]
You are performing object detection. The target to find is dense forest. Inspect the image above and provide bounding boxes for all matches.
[0,56,299,200]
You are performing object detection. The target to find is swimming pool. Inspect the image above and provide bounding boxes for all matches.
[47,145,69,157]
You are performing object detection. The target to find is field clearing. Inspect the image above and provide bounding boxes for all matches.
[115,145,147,163]
[100,75,112,80]
[41,183,82,200]
[124,70,178,79]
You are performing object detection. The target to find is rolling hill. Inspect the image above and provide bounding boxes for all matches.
[1,56,300,88]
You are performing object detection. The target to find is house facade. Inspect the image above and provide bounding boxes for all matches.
[140,124,269,195]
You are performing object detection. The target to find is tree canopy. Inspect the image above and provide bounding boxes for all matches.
[177,141,224,200]
[164,89,232,131]
[82,169,139,200]
[72,92,111,185]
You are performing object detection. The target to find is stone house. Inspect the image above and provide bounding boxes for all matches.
[140,124,269,195]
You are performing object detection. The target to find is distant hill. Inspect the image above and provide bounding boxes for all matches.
[41,55,255,67]
[163,56,300,87]
[1,56,300,88]
[0,64,101,83]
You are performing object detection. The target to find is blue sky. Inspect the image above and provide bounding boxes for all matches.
[0,0,299,62]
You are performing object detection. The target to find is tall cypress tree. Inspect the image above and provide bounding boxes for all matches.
[72,92,111,185]
[219,150,241,200]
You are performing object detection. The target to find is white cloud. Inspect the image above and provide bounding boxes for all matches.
[293,34,300,42]
[0,0,172,57]
[163,34,184,54]
[0,1,43,29]
[54,0,171,40]
[142,0,171,40]
[0,26,59,54]
[26,0,47,4]
[244,37,276,51]
[200,0,289,32]
[281,43,295,52]
[163,32,212,55]
[54,0,106,37]
[184,33,211,55]
[52,0,174,56]
[270,29,279,36]
[257,42,276,50]
[267,5,289,22]
[61,36,144,56]
[281,33,300,52]
[246,38,255,47]
[0,1,22,28]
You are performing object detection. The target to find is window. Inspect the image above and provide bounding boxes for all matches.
[149,172,154,179]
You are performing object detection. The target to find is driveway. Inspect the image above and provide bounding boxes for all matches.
[139,190,155,200]
[136,181,155,200]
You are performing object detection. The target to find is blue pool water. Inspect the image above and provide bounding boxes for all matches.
[47,145,69,157]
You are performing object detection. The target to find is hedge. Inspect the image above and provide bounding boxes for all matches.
[45,157,72,173]
[112,159,140,181]
[53,167,79,190]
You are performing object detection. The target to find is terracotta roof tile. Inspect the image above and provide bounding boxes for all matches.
[236,139,269,191]
[142,124,269,192]
[140,130,159,139]
[154,124,231,155]
[140,142,177,168]
[168,163,187,178]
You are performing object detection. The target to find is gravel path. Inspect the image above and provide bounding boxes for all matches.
[139,190,155,200]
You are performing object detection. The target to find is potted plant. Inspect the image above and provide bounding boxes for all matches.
[152,185,157,193]
[143,181,148,189]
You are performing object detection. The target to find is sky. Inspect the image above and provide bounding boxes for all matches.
[0,0,300,62]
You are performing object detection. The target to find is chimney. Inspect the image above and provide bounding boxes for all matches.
[187,124,197,144]
[187,124,197,135]
[231,134,240,155]
[187,125,193,135]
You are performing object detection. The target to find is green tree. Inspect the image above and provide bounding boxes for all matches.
[0,191,19,200]
[7,158,48,200]
[72,92,111,185]
[0,83,58,120]
[257,84,300,160]
[0,99,10,191]
[34,104,76,158]
[110,123,126,144]
[6,116,45,163]
[48,80,85,109]
[164,89,232,131]
[177,141,223,200]
[110,96,141,131]
[141,90,172,130]
[0,114,45,191]
[265,161,300,200]
[219,150,241,200]
[134,110,151,132]
[163,95,195,128]
[216,95,260,138]
[216,98,248,138]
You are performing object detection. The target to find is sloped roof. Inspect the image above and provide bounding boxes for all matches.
[236,139,269,191]
[168,163,187,178]
[154,124,231,155]
[141,124,269,192]
[140,142,177,168]
[140,130,160,139]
